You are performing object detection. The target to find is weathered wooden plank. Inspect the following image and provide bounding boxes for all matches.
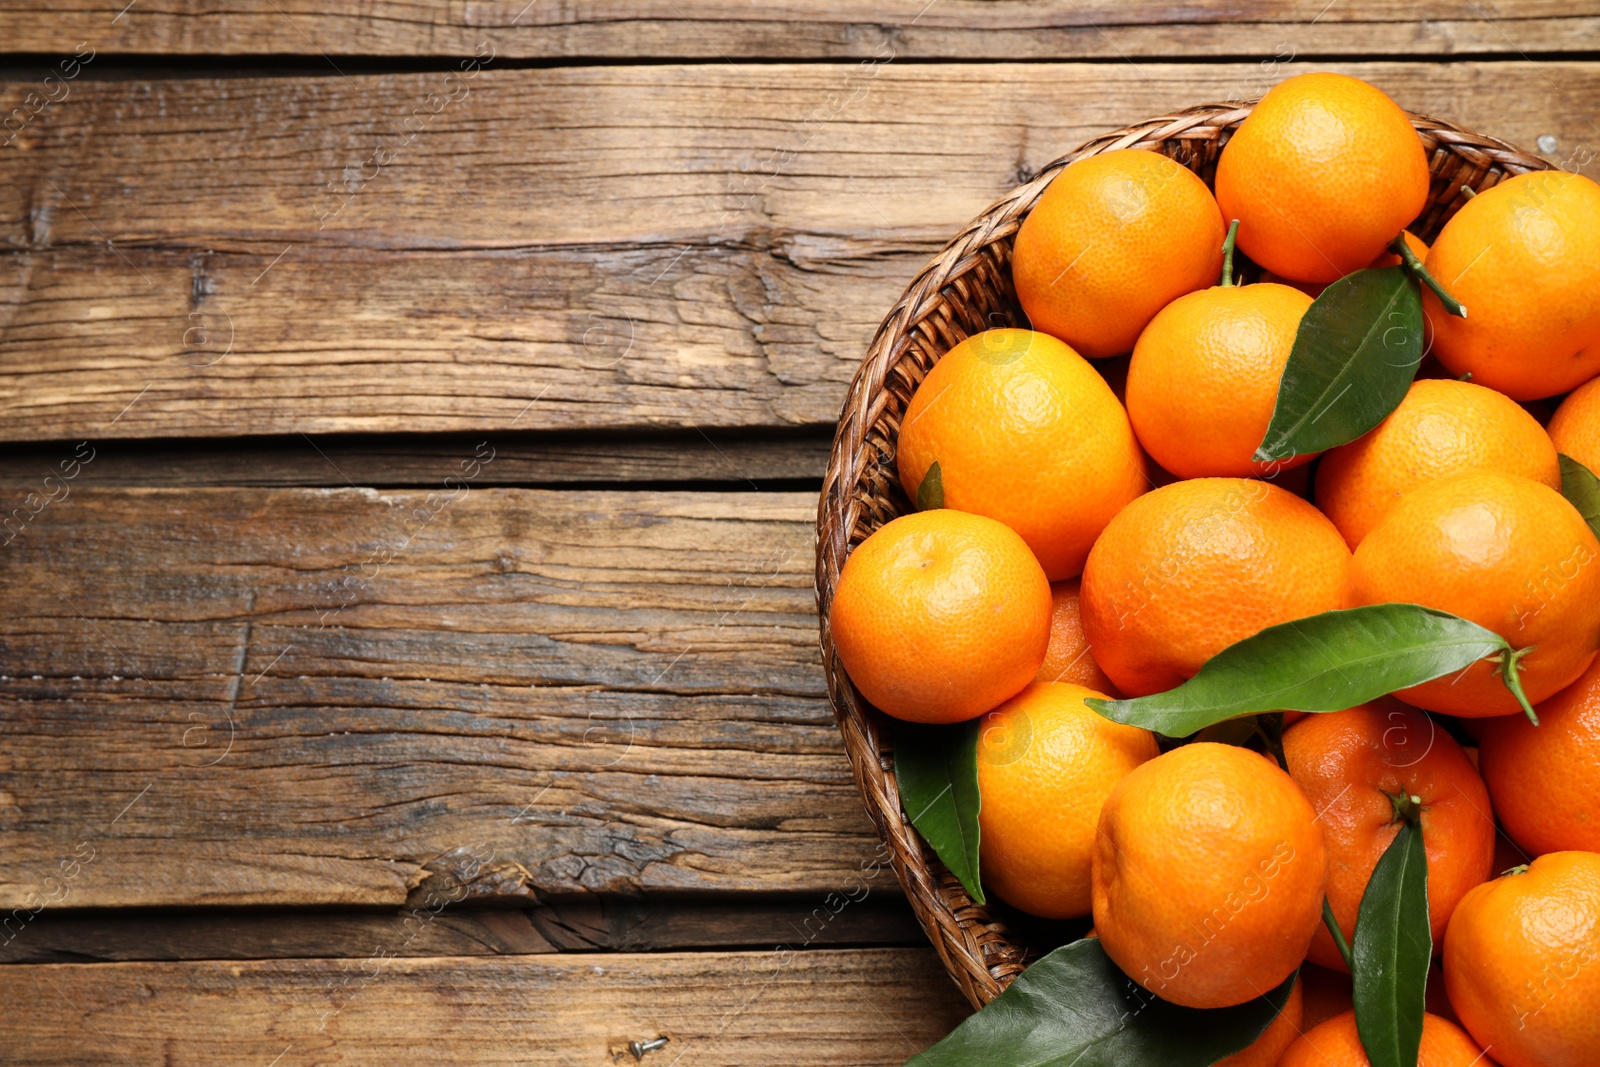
[1,62,1595,442]
[0,487,896,910]
[0,2,1594,58]
[0,432,831,490]
[0,948,970,1065]
[0,897,926,963]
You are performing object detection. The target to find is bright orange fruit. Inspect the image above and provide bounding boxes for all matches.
[1126,281,1314,479]
[1425,170,1600,399]
[1315,377,1561,548]
[1091,743,1329,1009]
[1549,372,1600,474]
[1034,578,1119,693]
[896,329,1147,581]
[1479,655,1600,855]
[1013,148,1225,358]
[828,510,1050,723]
[1215,73,1429,284]
[1284,702,1494,971]
[1278,1011,1492,1067]
[1445,852,1600,1067]
[1079,478,1351,697]
[1350,468,1600,716]
[976,682,1158,919]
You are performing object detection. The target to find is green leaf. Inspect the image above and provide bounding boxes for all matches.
[1559,453,1600,541]
[893,719,983,904]
[907,939,1296,1067]
[916,461,944,510]
[1256,266,1423,462]
[1352,819,1431,1067]
[1087,604,1527,736]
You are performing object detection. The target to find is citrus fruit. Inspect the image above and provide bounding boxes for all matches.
[1424,170,1600,399]
[1126,281,1314,478]
[1079,478,1352,697]
[1444,851,1600,1067]
[1549,372,1600,473]
[1214,72,1429,284]
[976,682,1158,919]
[1350,468,1600,716]
[1315,377,1562,548]
[1091,742,1329,1009]
[1479,655,1600,854]
[1013,148,1226,358]
[896,329,1148,581]
[1218,975,1304,1067]
[1284,701,1495,971]
[1278,1011,1492,1067]
[828,509,1051,723]
[1035,578,1119,693]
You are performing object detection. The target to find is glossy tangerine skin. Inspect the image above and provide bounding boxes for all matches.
[1080,477,1352,698]
[828,509,1051,723]
[1315,377,1562,549]
[1278,1011,1491,1067]
[1284,702,1495,971]
[1034,578,1119,693]
[1426,171,1600,400]
[1480,656,1600,855]
[1215,73,1429,284]
[1445,852,1600,1067]
[896,329,1147,581]
[1549,373,1600,474]
[1091,743,1330,1010]
[976,682,1157,919]
[1013,148,1225,359]
[1126,282,1315,480]
[1351,468,1600,716]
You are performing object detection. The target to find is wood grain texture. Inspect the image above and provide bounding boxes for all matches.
[0,948,970,1065]
[2,62,1595,441]
[0,897,926,963]
[0,486,897,909]
[0,432,832,490]
[0,1,1594,57]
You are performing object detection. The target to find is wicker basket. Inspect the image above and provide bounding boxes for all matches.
[813,101,1552,1011]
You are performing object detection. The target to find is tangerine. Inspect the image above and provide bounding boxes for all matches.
[1091,742,1329,1009]
[1215,73,1429,284]
[1479,655,1600,855]
[1013,148,1225,358]
[1284,702,1495,971]
[1549,372,1600,474]
[1444,851,1600,1067]
[1315,377,1561,549]
[1079,478,1351,697]
[828,510,1050,723]
[1278,1011,1492,1067]
[1126,281,1314,479]
[1034,578,1119,693]
[1350,468,1600,716]
[976,681,1158,919]
[896,329,1147,581]
[1425,170,1600,399]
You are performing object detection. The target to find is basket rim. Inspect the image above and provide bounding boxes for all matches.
[813,98,1554,1011]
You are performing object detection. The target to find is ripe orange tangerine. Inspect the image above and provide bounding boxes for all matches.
[896,329,1147,581]
[828,509,1051,723]
[1013,148,1225,358]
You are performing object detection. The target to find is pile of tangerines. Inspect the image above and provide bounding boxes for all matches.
[828,73,1600,1067]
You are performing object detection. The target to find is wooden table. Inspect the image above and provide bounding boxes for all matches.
[0,4,1593,1062]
